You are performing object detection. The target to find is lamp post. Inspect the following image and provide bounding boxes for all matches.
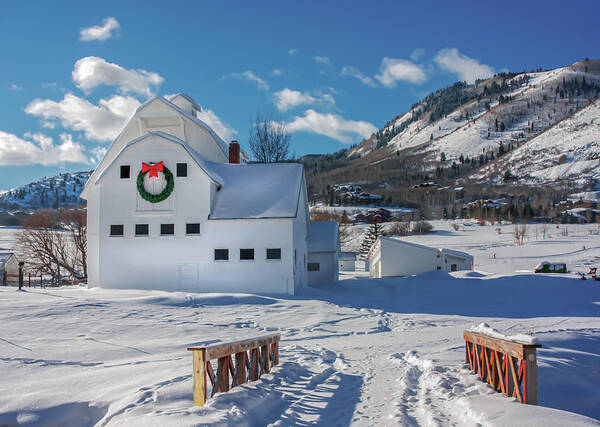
[18,261,24,291]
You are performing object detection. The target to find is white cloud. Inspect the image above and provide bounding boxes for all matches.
[9,83,22,91]
[80,17,120,41]
[283,109,377,143]
[72,56,164,96]
[375,57,427,87]
[340,66,376,87]
[410,48,425,62]
[220,70,269,90]
[274,88,316,112]
[195,108,237,142]
[434,48,494,83]
[288,49,299,55]
[89,146,108,164]
[273,88,335,112]
[272,69,282,76]
[0,131,87,166]
[25,93,140,142]
[314,56,332,67]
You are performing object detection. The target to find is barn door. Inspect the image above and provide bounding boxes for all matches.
[178,263,198,290]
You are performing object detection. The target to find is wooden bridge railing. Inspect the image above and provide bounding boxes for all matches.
[464,331,542,404]
[187,333,280,406]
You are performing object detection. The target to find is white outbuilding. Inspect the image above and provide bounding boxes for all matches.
[307,221,339,286]
[338,252,357,272]
[367,237,473,278]
[80,93,333,295]
[0,253,19,286]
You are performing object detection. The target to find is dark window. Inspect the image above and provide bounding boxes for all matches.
[177,163,188,177]
[451,264,457,272]
[110,224,124,236]
[186,223,200,235]
[307,262,320,271]
[436,266,442,270]
[120,165,130,179]
[161,224,175,235]
[135,224,149,236]
[267,248,281,260]
[240,249,254,260]
[214,249,229,261]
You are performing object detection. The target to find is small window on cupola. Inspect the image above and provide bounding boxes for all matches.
[120,165,131,179]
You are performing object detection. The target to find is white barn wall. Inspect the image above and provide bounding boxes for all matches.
[91,134,297,294]
[307,252,338,285]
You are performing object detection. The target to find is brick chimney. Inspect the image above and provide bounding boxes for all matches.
[229,140,240,164]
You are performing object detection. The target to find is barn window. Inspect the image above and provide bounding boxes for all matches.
[177,163,188,177]
[451,264,458,272]
[120,165,130,179]
[266,248,281,260]
[214,249,229,261]
[186,223,200,235]
[161,224,175,235]
[240,249,254,260]
[135,224,149,236]
[308,262,320,271]
[110,224,124,236]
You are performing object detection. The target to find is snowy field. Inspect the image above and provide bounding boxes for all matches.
[1,223,600,426]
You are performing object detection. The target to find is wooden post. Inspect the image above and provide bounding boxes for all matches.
[3,270,6,286]
[192,349,207,406]
[28,273,31,288]
[272,342,279,366]
[262,344,271,374]
[523,347,539,405]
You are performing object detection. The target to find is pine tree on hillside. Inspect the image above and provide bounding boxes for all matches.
[359,222,385,259]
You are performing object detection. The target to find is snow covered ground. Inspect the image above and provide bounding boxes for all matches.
[1,223,599,426]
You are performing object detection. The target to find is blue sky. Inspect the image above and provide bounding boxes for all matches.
[1,0,599,191]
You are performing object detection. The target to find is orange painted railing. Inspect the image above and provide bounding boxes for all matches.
[464,331,541,404]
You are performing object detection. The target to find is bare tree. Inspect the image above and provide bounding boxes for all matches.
[17,208,87,282]
[249,113,291,163]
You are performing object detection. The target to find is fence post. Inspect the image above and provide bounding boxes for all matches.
[3,270,6,286]
[28,273,31,288]
[523,347,539,404]
[192,348,207,406]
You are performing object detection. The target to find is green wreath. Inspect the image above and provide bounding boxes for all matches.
[137,165,174,203]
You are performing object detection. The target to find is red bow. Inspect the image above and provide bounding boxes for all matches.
[142,161,163,178]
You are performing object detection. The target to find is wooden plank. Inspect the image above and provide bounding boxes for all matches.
[206,361,216,386]
[235,351,247,385]
[217,357,230,393]
[192,349,207,406]
[188,333,281,360]
[508,355,522,403]
[473,343,481,375]
[524,347,539,405]
[250,348,260,381]
[494,351,506,395]
[262,344,271,374]
[463,331,541,359]
[272,342,279,366]
[466,341,472,370]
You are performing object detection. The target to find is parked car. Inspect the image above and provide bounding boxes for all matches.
[534,261,567,273]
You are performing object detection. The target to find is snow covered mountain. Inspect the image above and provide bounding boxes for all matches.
[0,171,91,213]
[345,59,600,189]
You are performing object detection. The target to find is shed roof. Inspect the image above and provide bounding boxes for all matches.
[308,221,338,253]
[0,252,15,267]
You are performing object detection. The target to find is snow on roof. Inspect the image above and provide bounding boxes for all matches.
[535,260,566,269]
[94,131,224,187]
[207,162,304,220]
[442,248,474,260]
[308,221,338,253]
[168,93,203,112]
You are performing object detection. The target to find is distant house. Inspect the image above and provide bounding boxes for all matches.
[367,237,473,278]
[0,253,19,286]
[339,252,357,272]
[307,221,339,285]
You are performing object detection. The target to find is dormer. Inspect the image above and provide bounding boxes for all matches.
[169,93,202,117]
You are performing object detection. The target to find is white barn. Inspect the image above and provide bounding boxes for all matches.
[81,93,333,295]
[367,237,473,278]
[307,221,339,285]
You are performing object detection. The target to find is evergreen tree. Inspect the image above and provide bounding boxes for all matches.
[359,222,385,259]
[440,152,446,162]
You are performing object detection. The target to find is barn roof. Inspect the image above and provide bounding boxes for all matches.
[308,221,338,253]
[207,162,305,219]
